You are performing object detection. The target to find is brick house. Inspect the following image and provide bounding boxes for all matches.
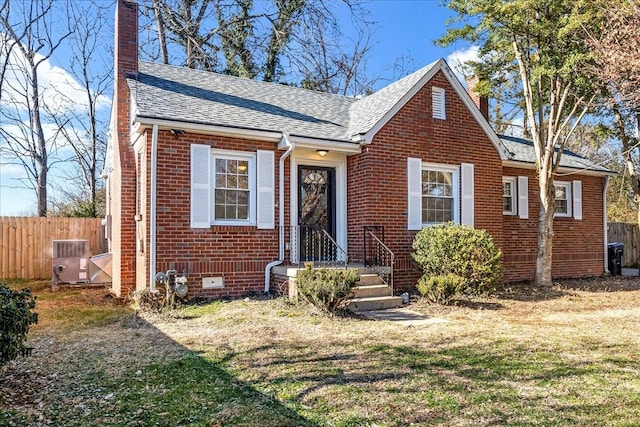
[105,0,612,298]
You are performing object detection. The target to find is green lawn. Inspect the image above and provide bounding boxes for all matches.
[2,278,640,426]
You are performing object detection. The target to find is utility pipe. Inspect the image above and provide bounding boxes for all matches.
[603,176,609,274]
[264,133,295,293]
[150,124,159,291]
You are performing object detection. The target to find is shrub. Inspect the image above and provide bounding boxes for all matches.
[131,288,167,313]
[0,283,38,365]
[295,264,360,315]
[416,273,465,305]
[411,222,502,297]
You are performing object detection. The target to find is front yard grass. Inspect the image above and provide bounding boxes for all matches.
[1,277,639,426]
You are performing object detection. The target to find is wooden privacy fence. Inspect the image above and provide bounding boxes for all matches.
[0,217,106,279]
[607,222,640,268]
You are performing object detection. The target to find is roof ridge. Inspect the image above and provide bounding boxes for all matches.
[138,61,359,102]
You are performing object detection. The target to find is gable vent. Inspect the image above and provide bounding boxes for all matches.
[432,87,446,120]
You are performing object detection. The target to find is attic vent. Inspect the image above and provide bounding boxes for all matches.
[432,87,446,120]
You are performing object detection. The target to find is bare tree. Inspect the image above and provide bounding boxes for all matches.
[585,1,640,226]
[291,2,376,95]
[0,0,74,217]
[46,0,112,218]
[137,0,375,95]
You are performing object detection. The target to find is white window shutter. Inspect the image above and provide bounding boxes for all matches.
[190,144,211,228]
[518,176,529,219]
[460,163,474,226]
[432,87,446,120]
[256,150,275,229]
[573,180,582,220]
[407,157,422,230]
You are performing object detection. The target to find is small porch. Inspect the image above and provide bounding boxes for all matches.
[271,225,403,312]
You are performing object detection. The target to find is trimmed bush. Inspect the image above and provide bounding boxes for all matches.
[296,264,360,315]
[411,222,502,297]
[416,273,465,305]
[1,283,38,365]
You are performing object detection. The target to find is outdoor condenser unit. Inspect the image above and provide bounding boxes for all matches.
[52,239,90,285]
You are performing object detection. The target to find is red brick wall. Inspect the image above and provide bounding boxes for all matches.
[110,0,138,297]
[347,70,505,290]
[147,130,281,298]
[502,166,606,281]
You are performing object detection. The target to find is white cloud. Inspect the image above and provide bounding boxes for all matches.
[1,36,111,115]
[446,46,480,87]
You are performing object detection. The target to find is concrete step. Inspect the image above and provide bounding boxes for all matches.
[357,273,385,286]
[346,296,403,312]
[353,284,392,298]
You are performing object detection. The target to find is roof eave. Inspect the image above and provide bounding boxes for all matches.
[133,116,283,142]
[502,159,617,177]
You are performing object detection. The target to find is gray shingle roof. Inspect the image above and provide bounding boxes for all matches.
[127,61,611,175]
[499,135,611,173]
[129,62,357,141]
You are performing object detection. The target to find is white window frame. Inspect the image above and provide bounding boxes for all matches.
[421,163,459,226]
[554,181,572,218]
[211,149,256,226]
[502,177,517,215]
[432,87,446,120]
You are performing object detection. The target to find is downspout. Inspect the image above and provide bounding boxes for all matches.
[149,124,159,291]
[264,133,295,293]
[603,176,609,274]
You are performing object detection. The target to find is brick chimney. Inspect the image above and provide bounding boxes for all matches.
[466,74,489,122]
[110,0,138,297]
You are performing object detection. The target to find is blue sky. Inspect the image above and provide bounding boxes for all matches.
[0,0,475,216]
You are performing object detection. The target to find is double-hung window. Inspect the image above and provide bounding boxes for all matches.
[421,165,459,225]
[212,151,256,225]
[191,145,274,229]
[554,181,572,217]
[502,177,517,215]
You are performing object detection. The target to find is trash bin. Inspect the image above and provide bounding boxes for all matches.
[607,242,624,276]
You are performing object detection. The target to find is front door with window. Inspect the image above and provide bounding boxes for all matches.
[298,166,336,261]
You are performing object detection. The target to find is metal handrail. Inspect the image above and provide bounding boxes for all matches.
[364,228,395,294]
[317,227,349,268]
[280,225,348,268]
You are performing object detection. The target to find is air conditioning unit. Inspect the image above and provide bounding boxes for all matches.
[52,240,90,286]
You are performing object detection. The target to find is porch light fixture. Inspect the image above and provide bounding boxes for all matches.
[316,149,329,157]
[170,129,185,137]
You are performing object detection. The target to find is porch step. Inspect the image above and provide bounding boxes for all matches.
[346,272,400,312]
[357,273,385,286]
[353,284,393,298]
[346,296,403,312]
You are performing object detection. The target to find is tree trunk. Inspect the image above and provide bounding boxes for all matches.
[30,59,48,217]
[535,168,555,287]
[152,0,169,64]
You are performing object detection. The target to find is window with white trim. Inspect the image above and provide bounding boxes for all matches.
[554,181,572,217]
[209,151,256,225]
[503,177,517,215]
[421,165,459,225]
[432,87,446,120]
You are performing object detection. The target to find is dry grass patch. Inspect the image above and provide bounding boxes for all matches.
[2,277,640,426]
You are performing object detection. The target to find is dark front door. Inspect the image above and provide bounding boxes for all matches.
[298,166,336,261]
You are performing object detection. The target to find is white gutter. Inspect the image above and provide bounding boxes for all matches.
[149,124,159,291]
[134,117,282,142]
[603,176,609,274]
[502,159,616,177]
[264,133,295,293]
